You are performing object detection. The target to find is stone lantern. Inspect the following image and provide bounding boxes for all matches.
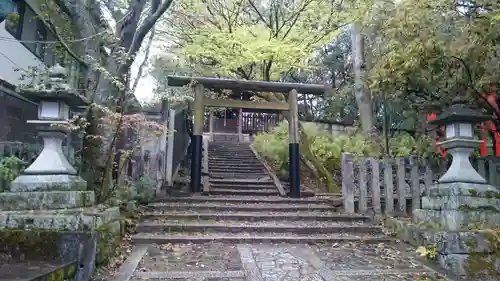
[428,94,491,184]
[413,91,500,277]
[9,64,89,192]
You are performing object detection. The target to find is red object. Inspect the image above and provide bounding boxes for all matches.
[429,86,500,157]
[427,113,447,158]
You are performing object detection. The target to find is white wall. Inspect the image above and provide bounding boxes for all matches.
[0,21,44,86]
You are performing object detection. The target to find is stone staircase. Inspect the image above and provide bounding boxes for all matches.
[132,139,393,244]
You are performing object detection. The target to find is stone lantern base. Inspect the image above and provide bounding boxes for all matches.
[413,182,500,279]
[0,126,121,281]
[9,174,87,192]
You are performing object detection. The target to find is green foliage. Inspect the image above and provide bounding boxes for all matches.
[0,156,25,192]
[416,245,438,260]
[253,122,437,177]
[104,175,156,206]
[368,0,500,116]
[161,0,373,80]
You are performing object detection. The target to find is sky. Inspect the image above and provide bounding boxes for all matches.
[101,4,158,103]
[131,44,159,103]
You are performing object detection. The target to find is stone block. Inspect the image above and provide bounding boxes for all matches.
[9,174,87,192]
[414,209,500,231]
[384,218,500,253]
[439,252,500,279]
[0,191,95,211]
[384,217,500,279]
[0,230,99,281]
[421,195,500,210]
[0,206,121,231]
[426,182,500,198]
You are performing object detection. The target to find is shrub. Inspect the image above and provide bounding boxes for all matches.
[0,156,25,192]
[253,121,436,177]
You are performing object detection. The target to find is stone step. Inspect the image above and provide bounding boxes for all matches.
[0,191,95,211]
[210,170,268,175]
[152,196,337,205]
[136,221,382,234]
[209,154,256,157]
[208,158,259,162]
[209,169,265,174]
[210,179,275,185]
[209,147,250,149]
[209,188,278,196]
[209,152,255,155]
[209,184,276,190]
[209,162,263,166]
[208,149,253,152]
[209,158,259,162]
[209,166,264,171]
[147,202,337,212]
[131,232,395,244]
[208,145,250,148]
[210,174,269,179]
[208,164,264,169]
[142,211,366,222]
[209,158,260,161]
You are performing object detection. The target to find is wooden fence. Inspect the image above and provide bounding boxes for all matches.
[341,152,500,217]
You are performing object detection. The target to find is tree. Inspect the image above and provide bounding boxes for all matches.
[153,0,374,192]
[36,0,175,195]
[368,0,500,122]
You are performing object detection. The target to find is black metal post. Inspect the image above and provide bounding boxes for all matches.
[289,142,300,198]
[288,89,301,198]
[190,134,203,192]
[190,83,205,193]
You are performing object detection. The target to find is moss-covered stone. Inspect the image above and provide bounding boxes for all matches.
[0,191,95,211]
[95,220,122,266]
[463,228,500,279]
[384,218,500,279]
[0,229,61,261]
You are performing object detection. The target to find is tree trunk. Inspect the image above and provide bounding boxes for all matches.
[351,21,375,133]
[57,0,173,201]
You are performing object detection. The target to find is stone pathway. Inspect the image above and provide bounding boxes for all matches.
[116,139,450,281]
[123,241,447,281]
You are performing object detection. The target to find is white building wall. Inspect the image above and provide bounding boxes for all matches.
[0,20,43,86]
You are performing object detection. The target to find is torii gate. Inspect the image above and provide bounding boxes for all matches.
[167,76,329,198]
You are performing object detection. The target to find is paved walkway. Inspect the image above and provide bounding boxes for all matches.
[115,140,448,281]
[123,241,446,281]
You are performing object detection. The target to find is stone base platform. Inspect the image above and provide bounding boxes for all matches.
[414,209,500,231]
[0,206,121,231]
[0,190,95,211]
[0,260,77,281]
[384,217,500,280]
[10,174,87,192]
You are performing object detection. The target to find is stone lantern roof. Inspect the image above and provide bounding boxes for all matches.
[428,94,490,126]
[19,64,89,107]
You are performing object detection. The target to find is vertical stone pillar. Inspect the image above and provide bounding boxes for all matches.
[288,89,300,198]
[209,110,214,141]
[238,108,243,141]
[190,83,204,193]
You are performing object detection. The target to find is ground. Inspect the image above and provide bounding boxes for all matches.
[121,241,449,281]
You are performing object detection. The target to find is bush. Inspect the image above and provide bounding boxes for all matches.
[253,121,436,177]
[0,156,25,192]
